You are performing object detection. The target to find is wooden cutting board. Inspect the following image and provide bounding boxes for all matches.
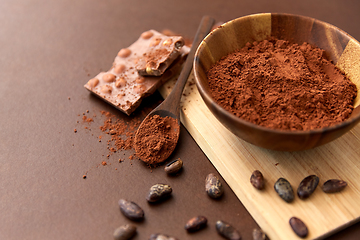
[159,71,360,240]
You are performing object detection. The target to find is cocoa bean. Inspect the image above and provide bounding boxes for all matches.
[146,184,172,203]
[322,179,347,193]
[250,170,265,190]
[289,216,308,238]
[164,158,183,175]
[274,178,294,203]
[205,173,224,199]
[215,220,241,240]
[113,224,137,240]
[184,216,207,232]
[118,199,144,221]
[252,228,269,240]
[149,233,178,240]
[297,175,319,199]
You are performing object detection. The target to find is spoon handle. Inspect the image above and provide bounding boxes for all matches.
[158,16,215,118]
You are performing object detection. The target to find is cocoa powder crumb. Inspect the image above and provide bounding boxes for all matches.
[207,38,357,131]
[82,115,94,123]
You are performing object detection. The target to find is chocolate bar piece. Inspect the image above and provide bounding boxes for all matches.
[84,30,189,115]
[135,30,185,76]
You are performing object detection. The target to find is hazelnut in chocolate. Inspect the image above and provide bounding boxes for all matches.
[136,30,185,76]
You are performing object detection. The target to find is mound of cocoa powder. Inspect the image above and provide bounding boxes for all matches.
[207,38,357,131]
[134,115,179,165]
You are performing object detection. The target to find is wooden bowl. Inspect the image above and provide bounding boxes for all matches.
[193,13,360,151]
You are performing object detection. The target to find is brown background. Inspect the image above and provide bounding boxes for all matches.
[1,0,359,239]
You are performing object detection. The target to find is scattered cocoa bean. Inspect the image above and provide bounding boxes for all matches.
[205,173,224,199]
[322,179,347,193]
[252,228,269,240]
[184,216,207,232]
[149,233,178,240]
[289,217,308,238]
[215,220,241,240]
[250,170,265,190]
[118,199,144,221]
[146,183,172,203]
[164,158,183,175]
[113,224,137,240]
[274,178,294,203]
[297,175,319,199]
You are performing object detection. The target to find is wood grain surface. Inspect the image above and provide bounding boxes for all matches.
[159,70,360,239]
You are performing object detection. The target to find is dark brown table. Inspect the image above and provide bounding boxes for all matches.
[1,0,359,239]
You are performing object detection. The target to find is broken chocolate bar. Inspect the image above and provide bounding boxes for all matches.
[136,30,185,76]
[84,30,189,115]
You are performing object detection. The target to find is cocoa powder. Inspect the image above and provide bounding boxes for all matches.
[134,115,179,165]
[76,109,144,178]
[79,110,179,167]
[207,38,357,131]
[99,110,139,152]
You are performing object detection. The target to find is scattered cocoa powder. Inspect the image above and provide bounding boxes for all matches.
[76,110,142,178]
[98,110,141,153]
[207,38,357,131]
[76,106,165,178]
[134,115,179,165]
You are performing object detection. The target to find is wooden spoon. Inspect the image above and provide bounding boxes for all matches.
[134,16,215,164]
